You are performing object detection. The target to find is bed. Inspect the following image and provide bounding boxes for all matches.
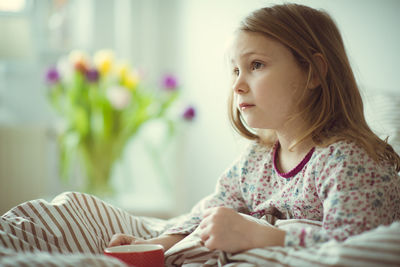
[1,192,399,266]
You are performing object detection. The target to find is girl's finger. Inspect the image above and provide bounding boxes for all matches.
[122,235,135,245]
[199,222,213,242]
[199,214,211,229]
[108,234,135,247]
[199,227,210,242]
[203,235,216,250]
[108,234,123,247]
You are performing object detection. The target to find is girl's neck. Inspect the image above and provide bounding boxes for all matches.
[274,135,315,175]
[276,134,314,155]
[275,117,314,155]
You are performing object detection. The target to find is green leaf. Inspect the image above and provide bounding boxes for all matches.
[74,106,89,137]
[58,132,80,183]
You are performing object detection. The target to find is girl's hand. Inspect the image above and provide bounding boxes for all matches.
[108,233,143,247]
[197,207,286,253]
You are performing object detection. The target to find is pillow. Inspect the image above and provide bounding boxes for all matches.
[363,90,400,156]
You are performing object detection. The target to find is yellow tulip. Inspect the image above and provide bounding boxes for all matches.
[94,50,115,75]
[122,70,139,90]
[114,62,139,90]
[115,61,130,78]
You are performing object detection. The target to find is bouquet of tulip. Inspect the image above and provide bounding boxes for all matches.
[45,50,194,195]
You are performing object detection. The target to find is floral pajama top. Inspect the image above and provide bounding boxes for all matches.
[164,140,400,247]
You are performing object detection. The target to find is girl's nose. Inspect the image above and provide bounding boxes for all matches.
[232,78,249,94]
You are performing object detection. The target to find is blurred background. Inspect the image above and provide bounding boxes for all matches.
[0,0,399,217]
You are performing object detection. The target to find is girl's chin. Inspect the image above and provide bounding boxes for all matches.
[245,123,275,132]
[241,115,273,129]
[243,120,268,129]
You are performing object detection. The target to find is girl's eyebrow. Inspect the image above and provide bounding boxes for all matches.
[231,51,272,64]
[240,51,271,58]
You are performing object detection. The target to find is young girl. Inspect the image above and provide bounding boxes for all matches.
[108,3,400,253]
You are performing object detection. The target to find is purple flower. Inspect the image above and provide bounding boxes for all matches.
[161,74,178,90]
[86,68,99,83]
[182,106,196,121]
[45,67,60,84]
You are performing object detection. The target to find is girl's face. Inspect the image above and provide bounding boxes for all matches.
[230,31,308,132]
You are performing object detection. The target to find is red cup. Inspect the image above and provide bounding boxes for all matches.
[104,244,164,267]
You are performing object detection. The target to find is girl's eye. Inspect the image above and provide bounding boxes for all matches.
[233,68,239,76]
[251,61,264,70]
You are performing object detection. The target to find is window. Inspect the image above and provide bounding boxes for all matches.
[0,0,28,14]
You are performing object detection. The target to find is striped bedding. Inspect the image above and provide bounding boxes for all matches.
[1,192,399,266]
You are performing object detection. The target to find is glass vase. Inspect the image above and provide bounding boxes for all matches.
[79,141,117,197]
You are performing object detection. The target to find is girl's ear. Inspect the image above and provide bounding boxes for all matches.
[307,53,328,89]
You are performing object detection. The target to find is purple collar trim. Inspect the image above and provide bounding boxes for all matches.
[273,142,315,178]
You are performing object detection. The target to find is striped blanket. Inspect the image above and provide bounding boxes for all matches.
[1,192,399,266]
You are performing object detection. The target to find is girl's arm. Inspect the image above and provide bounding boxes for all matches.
[284,143,400,247]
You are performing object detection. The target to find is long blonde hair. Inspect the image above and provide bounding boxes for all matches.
[228,3,400,171]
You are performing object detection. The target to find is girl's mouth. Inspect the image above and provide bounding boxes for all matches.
[239,103,255,110]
